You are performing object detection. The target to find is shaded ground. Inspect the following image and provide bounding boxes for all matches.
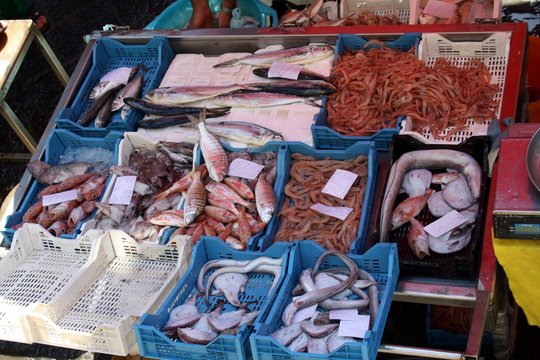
[0,1,173,357]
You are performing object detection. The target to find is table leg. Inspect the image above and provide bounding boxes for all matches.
[0,100,36,153]
[31,25,69,87]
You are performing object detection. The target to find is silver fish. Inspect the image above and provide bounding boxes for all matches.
[427,191,454,217]
[27,160,93,185]
[213,92,320,108]
[213,45,334,68]
[94,95,113,128]
[112,75,144,111]
[441,173,476,210]
[205,121,283,147]
[79,84,123,126]
[401,169,432,197]
[90,80,122,100]
[380,150,482,242]
[145,84,256,105]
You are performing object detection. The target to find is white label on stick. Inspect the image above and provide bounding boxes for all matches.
[329,309,359,320]
[424,210,469,238]
[268,62,302,80]
[100,67,132,84]
[337,315,370,338]
[310,203,353,221]
[42,190,78,206]
[108,176,137,205]
[227,158,265,180]
[322,169,358,199]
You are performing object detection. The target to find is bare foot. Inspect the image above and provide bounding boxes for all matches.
[189,1,214,28]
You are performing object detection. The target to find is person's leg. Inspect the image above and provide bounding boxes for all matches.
[218,0,237,28]
[189,0,214,28]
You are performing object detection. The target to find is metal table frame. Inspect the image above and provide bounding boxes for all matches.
[5,22,527,359]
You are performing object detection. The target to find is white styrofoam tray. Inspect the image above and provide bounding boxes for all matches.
[137,44,334,147]
[400,31,510,144]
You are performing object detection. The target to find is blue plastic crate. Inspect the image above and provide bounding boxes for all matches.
[145,0,278,29]
[135,237,292,360]
[312,33,421,151]
[258,141,378,254]
[55,37,174,137]
[1,130,122,245]
[250,241,399,360]
[192,141,288,251]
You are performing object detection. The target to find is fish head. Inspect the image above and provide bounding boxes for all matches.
[184,210,198,226]
[27,160,49,178]
[260,207,274,223]
[208,167,225,183]
[309,45,334,61]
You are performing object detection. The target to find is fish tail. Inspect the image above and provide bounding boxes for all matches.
[213,59,240,68]
[305,99,322,108]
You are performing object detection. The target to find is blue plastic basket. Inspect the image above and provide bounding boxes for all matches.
[250,241,399,360]
[189,141,288,251]
[135,237,292,360]
[312,33,421,151]
[258,141,378,254]
[145,0,278,29]
[55,37,174,137]
[1,130,123,245]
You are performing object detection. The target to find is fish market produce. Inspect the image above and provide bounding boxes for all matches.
[327,44,500,139]
[419,0,494,24]
[163,255,283,344]
[27,160,95,185]
[163,151,278,248]
[124,97,230,116]
[253,67,329,82]
[275,154,368,253]
[92,141,195,242]
[248,80,336,97]
[138,110,230,129]
[79,66,144,127]
[381,150,482,258]
[213,92,321,108]
[344,11,401,25]
[145,84,257,105]
[213,44,333,68]
[203,121,283,147]
[271,250,378,353]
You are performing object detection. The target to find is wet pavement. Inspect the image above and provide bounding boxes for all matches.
[0,1,173,357]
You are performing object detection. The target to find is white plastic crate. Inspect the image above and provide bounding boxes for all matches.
[28,229,192,355]
[0,224,102,344]
[399,32,510,144]
[340,0,411,24]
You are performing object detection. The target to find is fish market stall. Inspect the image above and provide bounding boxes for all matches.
[0,22,528,359]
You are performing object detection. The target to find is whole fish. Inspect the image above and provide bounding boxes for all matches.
[206,182,254,210]
[401,169,432,197]
[408,218,430,259]
[157,141,195,155]
[157,144,193,165]
[145,84,258,105]
[236,207,252,244]
[38,184,63,199]
[150,210,186,227]
[207,192,239,215]
[204,206,238,223]
[204,121,283,147]
[37,211,54,229]
[47,220,69,237]
[249,80,336,97]
[184,171,207,226]
[138,114,195,129]
[79,175,108,201]
[23,201,43,222]
[223,178,254,200]
[50,200,79,221]
[213,92,320,108]
[441,173,476,210]
[90,66,137,100]
[57,173,96,192]
[391,190,432,230]
[252,67,329,82]
[191,112,229,182]
[112,75,144,111]
[255,177,276,223]
[213,45,334,68]
[380,150,482,242]
[78,84,123,126]
[164,294,202,331]
[27,161,93,185]
[94,96,114,128]
[90,81,122,100]
[124,97,230,117]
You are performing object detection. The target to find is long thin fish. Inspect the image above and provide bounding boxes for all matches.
[249,80,336,97]
[204,121,283,147]
[145,84,257,105]
[124,97,230,116]
[253,67,329,82]
[213,45,334,68]
[78,84,122,126]
[138,110,229,129]
[213,92,320,108]
[112,74,144,111]
[94,96,114,128]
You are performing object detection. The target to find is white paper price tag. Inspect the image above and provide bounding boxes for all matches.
[338,315,370,338]
[108,176,137,205]
[42,190,78,206]
[310,203,353,221]
[268,62,302,80]
[322,169,358,199]
[424,210,468,238]
[227,158,265,180]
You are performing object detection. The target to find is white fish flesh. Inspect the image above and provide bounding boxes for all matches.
[442,174,476,210]
[271,322,304,346]
[314,273,351,300]
[401,169,432,197]
[164,295,201,330]
[211,272,248,306]
[208,309,246,332]
[427,191,454,218]
[287,332,309,352]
